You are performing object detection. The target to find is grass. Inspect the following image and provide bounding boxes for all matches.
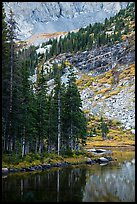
[86,114,135,149]
[2,150,89,169]
[2,128,135,169]
[86,137,135,148]
[2,60,135,170]
[4,34,134,172]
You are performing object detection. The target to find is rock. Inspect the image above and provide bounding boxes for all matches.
[97,156,113,164]
[105,112,110,117]
[87,148,96,152]
[20,168,26,172]
[89,148,112,155]
[131,129,135,134]
[30,167,36,171]
[104,156,113,161]
[86,158,95,164]
[4,2,129,41]
[98,157,109,163]
[131,159,135,164]
[99,162,108,166]
[2,168,9,174]
[125,126,131,130]
[87,158,92,162]
[9,168,18,173]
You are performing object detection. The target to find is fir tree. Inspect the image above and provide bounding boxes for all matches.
[53,63,63,155]
[100,116,109,140]
[2,3,10,152]
[35,66,49,154]
[63,65,87,151]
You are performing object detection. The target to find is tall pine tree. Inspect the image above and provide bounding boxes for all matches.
[63,65,87,151]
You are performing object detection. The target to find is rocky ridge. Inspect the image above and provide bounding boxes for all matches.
[32,31,135,132]
[4,2,130,40]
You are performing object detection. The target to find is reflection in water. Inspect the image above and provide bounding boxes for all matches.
[2,167,86,202]
[2,159,135,202]
[83,158,135,202]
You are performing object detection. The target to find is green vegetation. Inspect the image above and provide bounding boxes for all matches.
[2,150,88,169]
[2,2,135,169]
[87,114,134,142]
[39,2,135,62]
[100,116,109,139]
[2,3,87,163]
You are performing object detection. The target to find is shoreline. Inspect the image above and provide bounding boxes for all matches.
[2,144,135,175]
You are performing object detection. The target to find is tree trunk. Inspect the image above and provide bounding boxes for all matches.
[12,133,16,151]
[35,138,38,153]
[39,139,42,154]
[47,138,51,153]
[25,143,29,155]
[57,91,61,155]
[22,137,25,158]
[9,40,13,118]
[70,108,73,150]
[22,127,25,157]
[8,31,14,151]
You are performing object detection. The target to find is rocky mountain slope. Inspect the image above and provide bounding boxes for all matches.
[7,2,134,138]
[28,2,135,136]
[33,32,135,132]
[4,2,130,40]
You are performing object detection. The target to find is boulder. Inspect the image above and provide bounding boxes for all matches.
[98,157,109,162]
[131,129,135,134]
[2,168,9,174]
[89,148,112,155]
[87,148,96,152]
[86,158,95,164]
[87,158,92,162]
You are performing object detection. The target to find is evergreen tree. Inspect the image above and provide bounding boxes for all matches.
[53,63,63,155]
[2,8,19,152]
[35,66,49,154]
[17,58,36,156]
[100,116,109,140]
[63,65,87,151]
[46,90,57,152]
[2,3,10,152]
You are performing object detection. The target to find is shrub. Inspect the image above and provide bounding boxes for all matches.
[98,87,111,94]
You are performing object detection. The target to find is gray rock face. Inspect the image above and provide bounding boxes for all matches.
[4,2,130,40]
[31,35,134,130]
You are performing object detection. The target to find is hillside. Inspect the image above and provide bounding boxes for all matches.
[28,3,135,140]
[2,2,135,161]
[2,3,135,203]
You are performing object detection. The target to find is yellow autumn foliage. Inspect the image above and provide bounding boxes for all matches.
[97,87,111,94]
[105,90,120,98]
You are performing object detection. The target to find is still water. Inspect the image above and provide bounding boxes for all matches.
[2,157,135,202]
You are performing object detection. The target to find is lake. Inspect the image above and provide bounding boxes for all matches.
[2,150,135,202]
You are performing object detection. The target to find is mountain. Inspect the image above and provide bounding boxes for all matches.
[4,2,130,41]
[2,1,135,160]
[28,2,135,134]
[33,33,135,132]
